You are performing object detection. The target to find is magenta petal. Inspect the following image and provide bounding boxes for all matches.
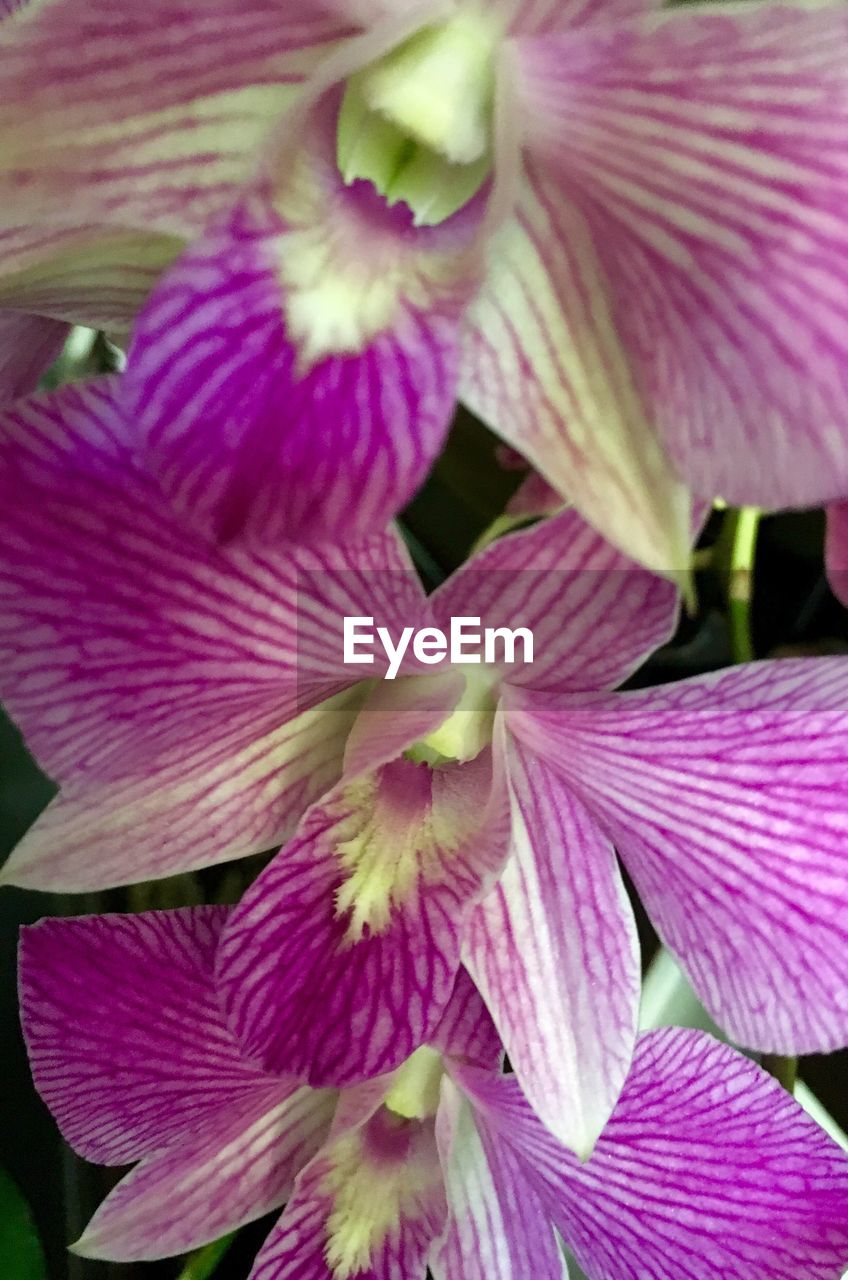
[511,660,848,1054]
[0,311,66,403]
[463,1028,848,1280]
[514,7,848,510]
[431,507,679,692]
[124,190,467,545]
[0,377,339,782]
[75,1087,334,1263]
[0,377,427,888]
[429,969,502,1073]
[218,747,511,1084]
[464,733,639,1156]
[19,907,288,1165]
[826,501,848,607]
[432,1077,567,1280]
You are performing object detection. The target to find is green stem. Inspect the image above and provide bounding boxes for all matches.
[727,506,761,663]
[760,1054,798,1095]
[176,1233,237,1280]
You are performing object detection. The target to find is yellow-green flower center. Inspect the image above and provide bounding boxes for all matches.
[336,10,499,226]
[407,668,497,765]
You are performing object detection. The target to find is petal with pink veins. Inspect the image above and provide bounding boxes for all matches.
[513,6,848,511]
[249,1106,446,1280]
[510,0,657,36]
[429,968,502,1073]
[431,506,679,693]
[431,1076,568,1280]
[460,162,692,574]
[0,223,182,330]
[19,907,289,1164]
[509,660,848,1054]
[218,739,511,1084]
[2,687,367,892]
[462,1028,848,1280]
[74,1087,335,1263]
[0,376,418,790]
[464,733,639,1157]
[0,0,348,238]
[123,168,479,545]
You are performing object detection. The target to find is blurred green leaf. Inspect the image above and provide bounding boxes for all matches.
[0,1166,46,1280]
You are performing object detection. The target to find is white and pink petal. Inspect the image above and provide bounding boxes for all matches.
[432,1077,567,1280]
[460,165,692,574]
[464,734,639,1155]
[0,0,347,238]
[463,1028,848,1280]
[75,1086,335,1264]
[2,687,365,892]
[513,6,848,511]
[509,660,848,1055]
[0,378,417,788]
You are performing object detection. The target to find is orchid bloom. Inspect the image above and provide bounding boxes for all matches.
[20,907,848,1280]
[5,382,848,1158]
[3,2,848,563]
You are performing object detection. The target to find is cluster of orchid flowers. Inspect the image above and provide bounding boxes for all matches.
[4,0,848,1276]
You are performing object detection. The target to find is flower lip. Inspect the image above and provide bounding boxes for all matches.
[335,7,501,226]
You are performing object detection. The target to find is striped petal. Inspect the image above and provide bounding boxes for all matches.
[509,659,848,1054]
[826,501,848,607]
[0,311,66,403]
[460,164,692,574]
[431,1077,568,1280]
[464,733,639,1157]
[429,969,502,1073]
[431,506,679,693]
[2,688,365,892]
[513,5,848,510]
[75,1088,335,1263]
[0,223,181,329]
[0,0,344,239]
[249,1108,446,1280]
[463,1028,848,1280]
[511,0,656,36]
[218,741,511,1084]
[123,175,473,545]
[0,377,417,787]
[19,907,288,1165]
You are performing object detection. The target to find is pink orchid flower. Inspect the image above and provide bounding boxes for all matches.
[4,379,848,1156]
[20,907,848,1280]
[3,0,848,563]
